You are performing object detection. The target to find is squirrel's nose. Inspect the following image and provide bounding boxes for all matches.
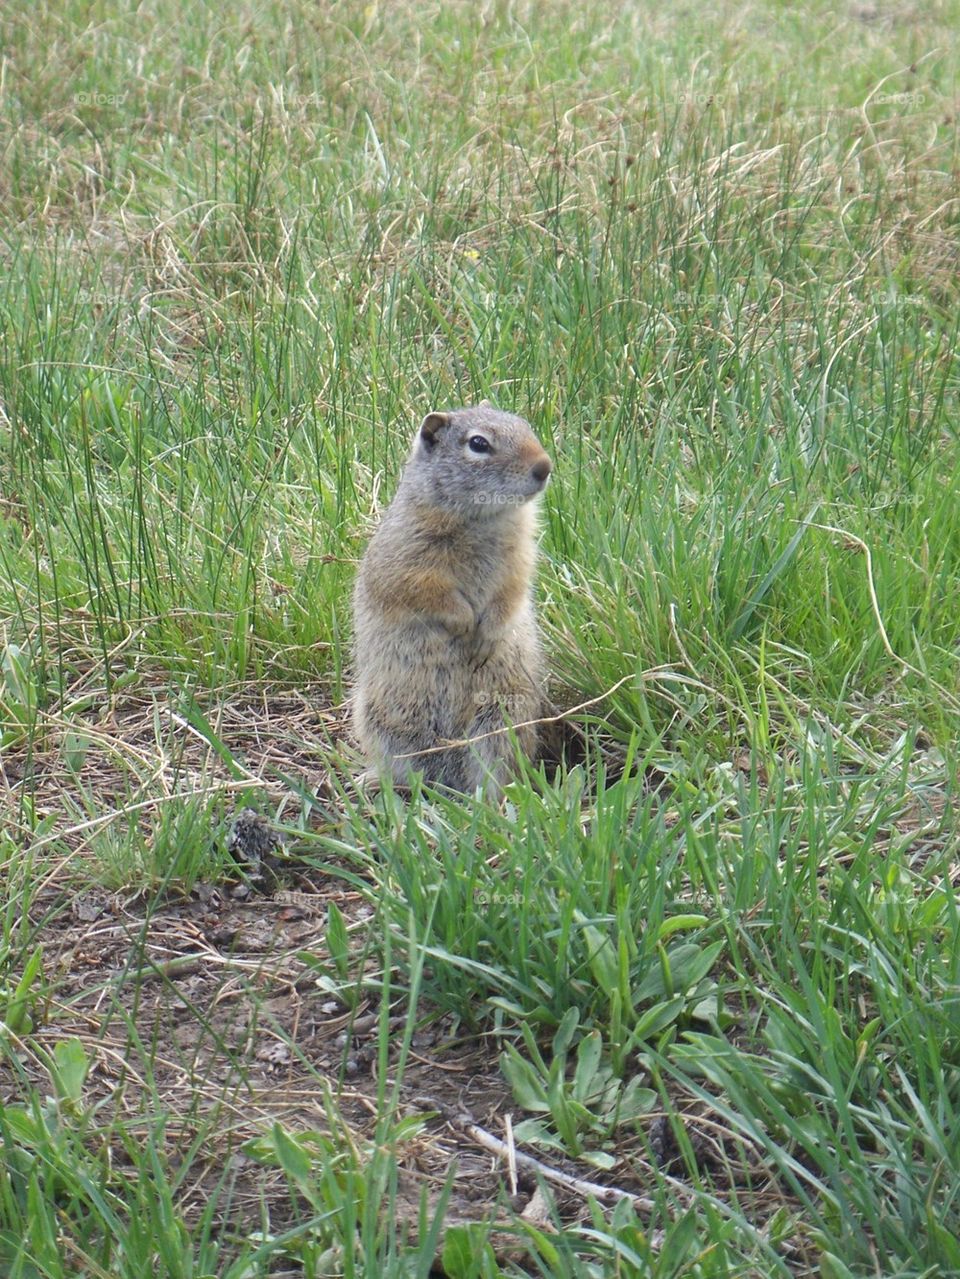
[530,457,551,484]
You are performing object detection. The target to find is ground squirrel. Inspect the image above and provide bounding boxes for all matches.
[351,402,552,793]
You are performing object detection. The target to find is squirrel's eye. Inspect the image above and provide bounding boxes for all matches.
[468,436,492,454]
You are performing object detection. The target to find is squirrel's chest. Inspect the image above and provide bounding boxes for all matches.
[441,534,531,610]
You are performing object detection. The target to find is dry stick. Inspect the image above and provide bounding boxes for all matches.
[667,602,697,676]
[358,667,734,780]
[165,708,268,785]
[805,520,960,714]
[57,622,146,702]
[412,1095,658,1214]
[21,358,186,396]
[385,672,639,763]
[504,1112,518,1198]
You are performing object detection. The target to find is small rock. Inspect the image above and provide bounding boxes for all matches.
[227,808,283,863]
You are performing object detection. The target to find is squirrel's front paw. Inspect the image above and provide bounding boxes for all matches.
[470,630,496,668]
[440,590,476,640]
[470,613,508,668]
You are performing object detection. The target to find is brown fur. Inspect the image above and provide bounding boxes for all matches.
[351,404,551,794]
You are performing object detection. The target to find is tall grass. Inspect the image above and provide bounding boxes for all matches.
[0,0,958,1273]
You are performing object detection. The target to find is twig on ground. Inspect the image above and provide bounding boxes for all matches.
[412,1094,658,1214]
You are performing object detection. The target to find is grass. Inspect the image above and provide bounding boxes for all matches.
[1,0,959,1273]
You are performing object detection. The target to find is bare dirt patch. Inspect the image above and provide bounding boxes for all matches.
[2,678,800,1264]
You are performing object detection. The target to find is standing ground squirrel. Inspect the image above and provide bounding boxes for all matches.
[352,402,552,793]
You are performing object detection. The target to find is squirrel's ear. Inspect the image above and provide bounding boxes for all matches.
[419,411,450,449]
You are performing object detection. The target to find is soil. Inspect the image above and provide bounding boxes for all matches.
[0,679,799,1271]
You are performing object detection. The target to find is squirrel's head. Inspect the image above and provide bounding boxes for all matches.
[411,402,551,517]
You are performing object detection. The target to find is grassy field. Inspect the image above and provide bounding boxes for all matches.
[1,0,959,1274]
